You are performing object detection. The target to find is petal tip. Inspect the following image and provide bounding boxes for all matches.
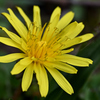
[10,70,14,75]
[56,6,61,11]
[16,6,20,9]
[69,11,74,16]
[89,59,93,64]
[7,8,11,11]
[75,69,78,74]
[41,94,47,97]
[1,12,5,15]
[90,34,94,38]
[22,87,27,92]
[10,69,18,75]
[69,89,74,95]
[10,69,20,75]
[91,61,93,64]
[34,5,40,10]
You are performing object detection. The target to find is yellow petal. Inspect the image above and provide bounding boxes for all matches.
[46,67,74,95]
[16,6,32,29]
[22,63,34,91]
[0,26,21,44]
[44,61,78,74]
[7,8,27,40]
[48,21,77,46]
[50,6,61,23]
[33,6,42,37]
[61,48,74,54]
[43,14,60,42]
[2,12,27,41]
[56,11,74,31]
[61,37,82,49]
[20,38,27,51]
[0,53,26,63]
[55,54,93,67]
[33,6,41,27]
[11,57,32,75]
[0,37,24,51]
[38,23,47,41]
[34,63,49,97]
[34,62,41,84]
[58,21,78,38]
[67,22,84,39]
[78,33,94,43]
[19,56,33,65]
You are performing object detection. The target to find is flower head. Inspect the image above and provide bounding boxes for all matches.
[0,6,93,97]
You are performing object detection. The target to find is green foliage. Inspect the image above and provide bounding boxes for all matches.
[79,72,100,100]
[0,51,20,99]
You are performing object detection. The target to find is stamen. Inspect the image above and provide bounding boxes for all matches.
[37,23,47,41]
[46,27,59,43]
[35,41,47,58]
[42,23,51,41]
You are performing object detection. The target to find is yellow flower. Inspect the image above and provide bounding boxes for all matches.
[0,6,93,97]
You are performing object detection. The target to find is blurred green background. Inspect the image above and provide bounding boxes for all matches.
[0,0,100,100]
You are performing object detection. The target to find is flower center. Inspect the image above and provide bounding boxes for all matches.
[26,23,64,63]
[26,32,47,62]
[35,41,47,58]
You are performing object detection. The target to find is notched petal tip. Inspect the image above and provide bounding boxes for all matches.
[79,21,82,23]
[79,22,84,27]
[67,86,74,95]
[88,59,93,64]
[22,82,29,92]
[74,69,78,74]
[22,87,27,92]
[34,5,40,11]
[74,21,78,24]
[69,90,74,95]
[40,90,48,97]
[90,60,93,64]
